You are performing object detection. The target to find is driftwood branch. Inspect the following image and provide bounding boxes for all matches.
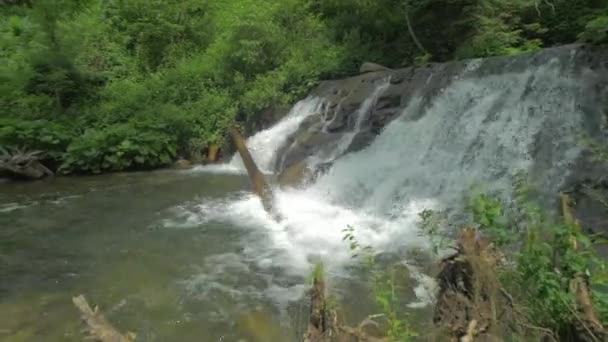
[0,146,53,180]
[72,295,136,342]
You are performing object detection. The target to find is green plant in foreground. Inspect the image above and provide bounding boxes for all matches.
[466,180,608,337]
[417,209,451,255]
[467,189,513,248]
[342,226,417,341]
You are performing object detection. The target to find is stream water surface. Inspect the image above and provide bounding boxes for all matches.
[0,168,434,342]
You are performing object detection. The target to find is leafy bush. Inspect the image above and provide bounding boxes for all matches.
[60,123,176,174]
[342,226,418,341]
[0,118,72,160]
[464,180,608,338]
[2,0,605,175]
[578,15,608,44]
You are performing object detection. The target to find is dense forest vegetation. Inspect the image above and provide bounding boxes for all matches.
[1,0,607,174]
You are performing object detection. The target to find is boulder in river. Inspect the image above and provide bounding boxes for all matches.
[172,158,193,169]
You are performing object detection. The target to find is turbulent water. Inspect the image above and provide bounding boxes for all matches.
[192,53,586,281]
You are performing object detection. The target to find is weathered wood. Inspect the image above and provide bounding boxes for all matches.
[229,128,278,217]
[72,295,136,342]
[0,147,53,180]
[434,227,502,341]
[304,270,330,342]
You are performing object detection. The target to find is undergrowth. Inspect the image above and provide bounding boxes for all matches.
[342,226,418,341]
[339,174,608,340]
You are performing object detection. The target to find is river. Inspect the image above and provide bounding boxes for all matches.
[0,158,435,341]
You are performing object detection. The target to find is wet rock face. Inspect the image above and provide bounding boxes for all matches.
[275,44,608,234]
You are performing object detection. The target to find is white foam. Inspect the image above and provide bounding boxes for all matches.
[194,97,324,175]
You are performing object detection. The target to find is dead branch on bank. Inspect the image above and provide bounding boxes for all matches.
[0,146,53,180]
[304,267,389,342]
[433,226,505,341]
[72,295,136,342]
[561,194,607,342]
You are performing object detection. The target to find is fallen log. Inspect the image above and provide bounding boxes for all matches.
[0,146,53,180]
[72,295,136,342]
[229,127,281,219]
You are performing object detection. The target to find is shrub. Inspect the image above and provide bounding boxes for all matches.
[60,122,176,174]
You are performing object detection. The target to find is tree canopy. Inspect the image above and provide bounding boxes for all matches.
[1,0,606,174]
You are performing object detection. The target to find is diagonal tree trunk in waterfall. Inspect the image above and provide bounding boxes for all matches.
[229,127,276,215]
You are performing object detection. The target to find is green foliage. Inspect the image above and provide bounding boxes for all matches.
[464,181,608,337]
[466,189,513,247]
[1,0,603,175]
[417,209,450,255]
[61,122,176,174]
[342,226,418,341]
[535,0,608,45]
[454,0,545,59]
[578,15,608,44]
[0,118,72,161]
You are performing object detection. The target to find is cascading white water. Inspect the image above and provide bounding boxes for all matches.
[312,60,583,217]
[178,54,587,308]
[194,97,324,174]
[313,79,391,164]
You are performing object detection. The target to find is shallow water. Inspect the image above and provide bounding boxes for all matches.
[0,171,434,342]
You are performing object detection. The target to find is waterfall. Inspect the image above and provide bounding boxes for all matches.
[312,60,584,217]
[185,47,599,307]
[194,97,324,174]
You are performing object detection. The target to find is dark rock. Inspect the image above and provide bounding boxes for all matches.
[325,114,347,132]
[278,160,310,188]
[563,149,608,241]
[281,145,309,170]
[345,130,376,154]
[367,108,399,134]
[359,62,391,74]
[390,75,405,84]
[300,132,341,150]
[173,159,193,169]
[376,95,401,110]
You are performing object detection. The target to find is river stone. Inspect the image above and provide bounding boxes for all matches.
[173,159,193,169]
[278,160,310,188]
[345,130,376,154]
[359,62,390,74]
[376,94,401,110]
